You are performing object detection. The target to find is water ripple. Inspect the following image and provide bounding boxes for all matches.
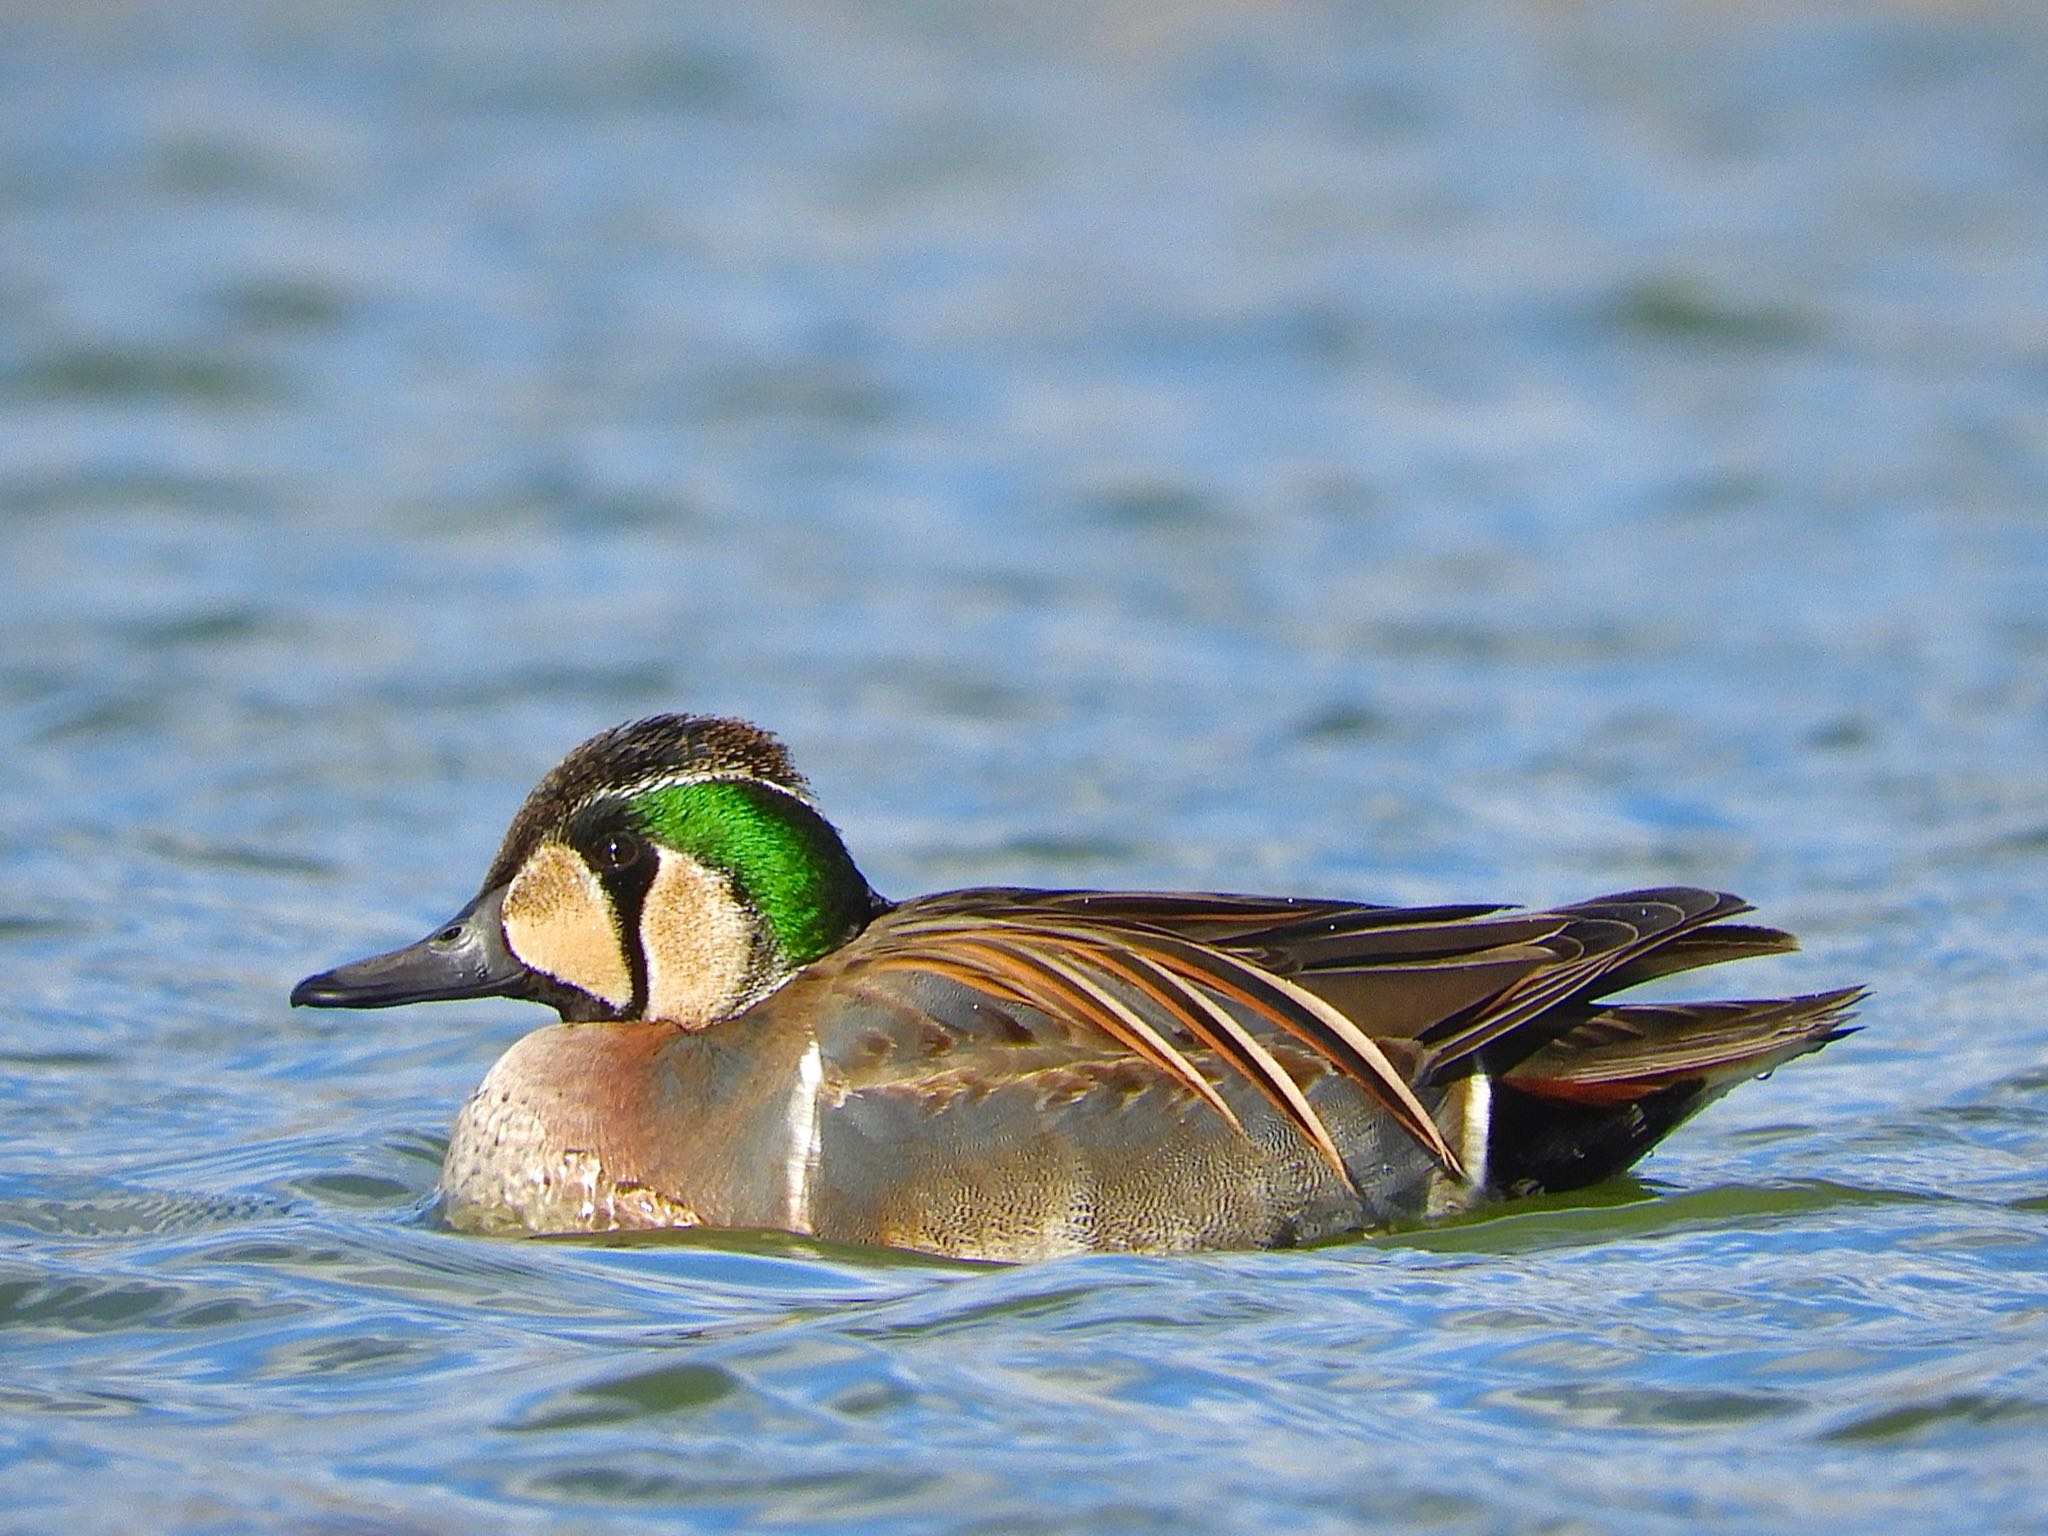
[3,1,2046,1531]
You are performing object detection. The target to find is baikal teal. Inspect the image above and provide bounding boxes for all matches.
[293,713,1864,1262]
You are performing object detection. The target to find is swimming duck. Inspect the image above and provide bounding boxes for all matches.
[293,714,1861,1260]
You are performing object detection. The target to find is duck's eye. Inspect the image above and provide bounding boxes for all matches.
[593,833,645,874]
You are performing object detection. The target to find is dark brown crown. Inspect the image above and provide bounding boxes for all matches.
[482,715,809,888]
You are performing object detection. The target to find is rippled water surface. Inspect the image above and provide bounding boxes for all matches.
[5,3,2048,1531]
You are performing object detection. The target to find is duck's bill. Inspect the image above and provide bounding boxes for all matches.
[291,887,526,1009]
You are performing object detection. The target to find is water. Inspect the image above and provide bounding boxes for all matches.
[4,1,2047,1530]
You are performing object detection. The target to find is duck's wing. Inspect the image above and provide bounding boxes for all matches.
[1085,884,1863,1194]
[787,884,1840,1189]
[1016,885,1801,1082]
[904,888,1597,1053]
[917,886,1514,942]
[794,892,1464,1186]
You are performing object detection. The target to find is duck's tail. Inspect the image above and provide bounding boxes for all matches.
[1476,985,1866,1196]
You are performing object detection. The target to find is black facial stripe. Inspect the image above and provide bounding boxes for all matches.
[603,853,657,1017]
[565,804,658,1016]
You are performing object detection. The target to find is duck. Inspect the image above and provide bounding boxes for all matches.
[292,714,1862,1261]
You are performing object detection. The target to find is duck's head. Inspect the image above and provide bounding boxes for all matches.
[292,715,883,1027]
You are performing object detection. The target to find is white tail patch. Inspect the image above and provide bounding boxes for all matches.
[782,1039,824,1234]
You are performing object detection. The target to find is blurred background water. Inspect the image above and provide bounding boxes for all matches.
[3,1,2047,1530]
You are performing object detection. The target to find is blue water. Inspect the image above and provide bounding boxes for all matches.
[4,2,2048,1530]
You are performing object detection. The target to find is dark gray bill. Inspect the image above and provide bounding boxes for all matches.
[291,887,524,1009]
